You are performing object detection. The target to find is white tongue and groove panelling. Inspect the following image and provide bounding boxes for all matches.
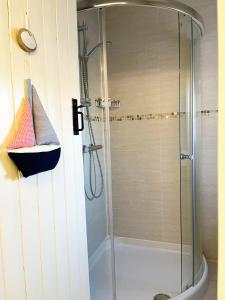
[0,1,90,300]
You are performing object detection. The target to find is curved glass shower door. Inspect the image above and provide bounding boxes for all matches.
[179,13,203,291]
[106,6,182,299]
[179,12,194,291]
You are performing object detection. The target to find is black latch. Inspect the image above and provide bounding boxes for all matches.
[72,99,84,135]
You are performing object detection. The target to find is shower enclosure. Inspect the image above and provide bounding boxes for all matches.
[77,1,208,299]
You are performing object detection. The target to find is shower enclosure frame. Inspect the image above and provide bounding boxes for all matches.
[77,1,206,299]
[77,0,204,33]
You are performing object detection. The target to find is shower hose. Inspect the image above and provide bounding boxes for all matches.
[81,53,104,201]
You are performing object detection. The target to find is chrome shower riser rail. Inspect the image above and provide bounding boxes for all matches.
[77,0,204,34]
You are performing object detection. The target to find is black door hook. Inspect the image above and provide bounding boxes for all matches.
[72,99,84,135]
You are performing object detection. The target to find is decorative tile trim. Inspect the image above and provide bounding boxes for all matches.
[84,115,102,122]
[84,110,218,122]
[110,112,180,121]
[200,109,218,116]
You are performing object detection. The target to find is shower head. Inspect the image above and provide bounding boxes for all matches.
[87,41,112,58]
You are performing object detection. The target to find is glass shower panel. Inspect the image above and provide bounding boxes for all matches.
[106,6,181,298]
[192,20,204,284]
[178,13,194,292]
[78,9,115,300]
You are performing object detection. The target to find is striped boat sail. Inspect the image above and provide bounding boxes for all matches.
[7,97,35,149]
[7,79,61,177]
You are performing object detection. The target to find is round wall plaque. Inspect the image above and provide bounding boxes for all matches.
[17,28,37,53]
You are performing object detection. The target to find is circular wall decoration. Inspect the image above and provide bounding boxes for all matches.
[17,28,37,53]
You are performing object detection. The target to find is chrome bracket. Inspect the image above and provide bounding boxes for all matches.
[95,98,106,108]
[180,153,193,160]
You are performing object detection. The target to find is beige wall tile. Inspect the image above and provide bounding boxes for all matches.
[106,0,217,262]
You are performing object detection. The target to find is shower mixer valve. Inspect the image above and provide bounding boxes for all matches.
[83,144,103,153]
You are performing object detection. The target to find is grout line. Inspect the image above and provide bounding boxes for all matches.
[41,0,60,299]
[55,0,72,298]
[7,0,28,299]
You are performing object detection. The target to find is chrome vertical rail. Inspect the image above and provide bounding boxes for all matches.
[178,12,183,293]
[191,18,196,287]
[100,8,117,300]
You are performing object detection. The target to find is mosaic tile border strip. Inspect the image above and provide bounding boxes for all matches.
[84,115,102,122]
[84,110,218,122]
[200,109,218,116]
[110,112,181,121]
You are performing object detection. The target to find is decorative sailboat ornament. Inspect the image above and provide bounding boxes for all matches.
[7,79,61,178]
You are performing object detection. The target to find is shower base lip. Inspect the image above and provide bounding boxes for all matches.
[172,256,208,300]
[89,237,208,300]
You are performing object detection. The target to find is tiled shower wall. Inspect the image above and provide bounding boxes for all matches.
[107,0,218,261]
[107,7,182,244]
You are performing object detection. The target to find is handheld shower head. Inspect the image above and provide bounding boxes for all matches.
[87,41,112,58]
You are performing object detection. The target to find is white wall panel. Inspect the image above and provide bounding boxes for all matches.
[0,0,89,299]
[0,0,27,299]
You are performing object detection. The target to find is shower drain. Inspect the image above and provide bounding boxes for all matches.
[153,294,171,300]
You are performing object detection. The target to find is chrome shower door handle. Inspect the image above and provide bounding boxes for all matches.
[180,153,193,160]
